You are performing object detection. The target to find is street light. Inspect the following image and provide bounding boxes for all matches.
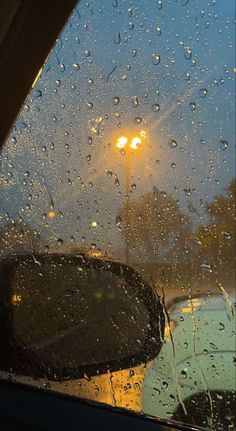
[115,132,145,264]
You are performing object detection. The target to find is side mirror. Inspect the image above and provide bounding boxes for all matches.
[0,253,164,380]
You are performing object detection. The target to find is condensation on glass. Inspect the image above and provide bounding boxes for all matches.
[0,0,235,430]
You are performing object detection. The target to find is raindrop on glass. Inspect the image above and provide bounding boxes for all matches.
[152,103,160,112]
[132,96,139,108]
[116,216,122,227]
[201,263,213,273]
[72,63,80,71]
[184,47,192,60]
[220,139,228,150]
[113,96,120,105]
[168,139,177,148]
[189,102,197,111]
[223,231,231,240]
[152,54,161,65]
[86,101,93,109]
[199,88,208,98]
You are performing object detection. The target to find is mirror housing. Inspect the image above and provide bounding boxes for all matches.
[0,253,164,381]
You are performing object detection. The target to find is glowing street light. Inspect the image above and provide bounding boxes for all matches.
[115,131,146,264]
[116,136,128,149]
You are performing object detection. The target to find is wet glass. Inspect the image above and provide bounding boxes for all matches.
[0,0,235,430]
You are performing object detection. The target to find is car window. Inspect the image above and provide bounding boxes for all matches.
[0,0,235,430]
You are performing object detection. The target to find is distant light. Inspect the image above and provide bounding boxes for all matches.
[91,221,97,227]
[130,136,142,149]
[48,211,55,219]
[116,136,128,149]
[12,294,22,305]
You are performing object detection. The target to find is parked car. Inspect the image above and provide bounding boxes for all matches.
[142,294,236,430]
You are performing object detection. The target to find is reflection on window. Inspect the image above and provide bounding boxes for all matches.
[0,0,235,430]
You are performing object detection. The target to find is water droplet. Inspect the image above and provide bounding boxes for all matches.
[115,177,120,187]
[183,188,192,196]
[35,90,42,98]
[223,231,231,240]
[86,101,93,109]
[156,159,160,164]
[163,381,168,389]
[201,263,213,273]
[152,54,161,65]
[153,186,158,200]
[189,102,197,111]
[184,47,192,60]
[171,162,176,169]
[72,63,80,71]
[86,154,91,162]
[116,216,122,227]
[56,79,61,87]
[112,96,120,105]
[168,139,177,148]
[88,78,93,86]
[184,71,191,81]
[107,171,113,178]
[132,96,139,108]
[157,0,162,10]
[152,103,160,112]
[209,342,217,350]
[199,88,208,98]
[131,183,136,190]
[88,136,93,145]
[200,139,206,145]
[156,27,162,36]
[181,369,188,378]
[219,322,225,331]
[59,63,65,72]
[132,49,137,57]
[134,117,142,124]
[160,190,167,198]
[85,49,91,57]
[193,237,202,245]
[220,139,228,150]
[57,239,63,246]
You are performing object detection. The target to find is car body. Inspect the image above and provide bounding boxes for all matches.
[142,294,236,430]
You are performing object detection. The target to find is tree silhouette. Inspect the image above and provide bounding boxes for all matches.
[194,179,235,272]
[119,192,191,264]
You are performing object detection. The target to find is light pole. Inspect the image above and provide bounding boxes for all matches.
[116,134,143,264]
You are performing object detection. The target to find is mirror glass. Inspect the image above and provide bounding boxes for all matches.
[10,257,151,370]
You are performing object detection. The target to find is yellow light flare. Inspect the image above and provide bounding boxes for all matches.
[12,294,22,305]
[91,221,97,227]
[48,211,55,219]
[116,136,128,149]
[130,136,142,149]
[164,320,176,341]
[32,67,43,88]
